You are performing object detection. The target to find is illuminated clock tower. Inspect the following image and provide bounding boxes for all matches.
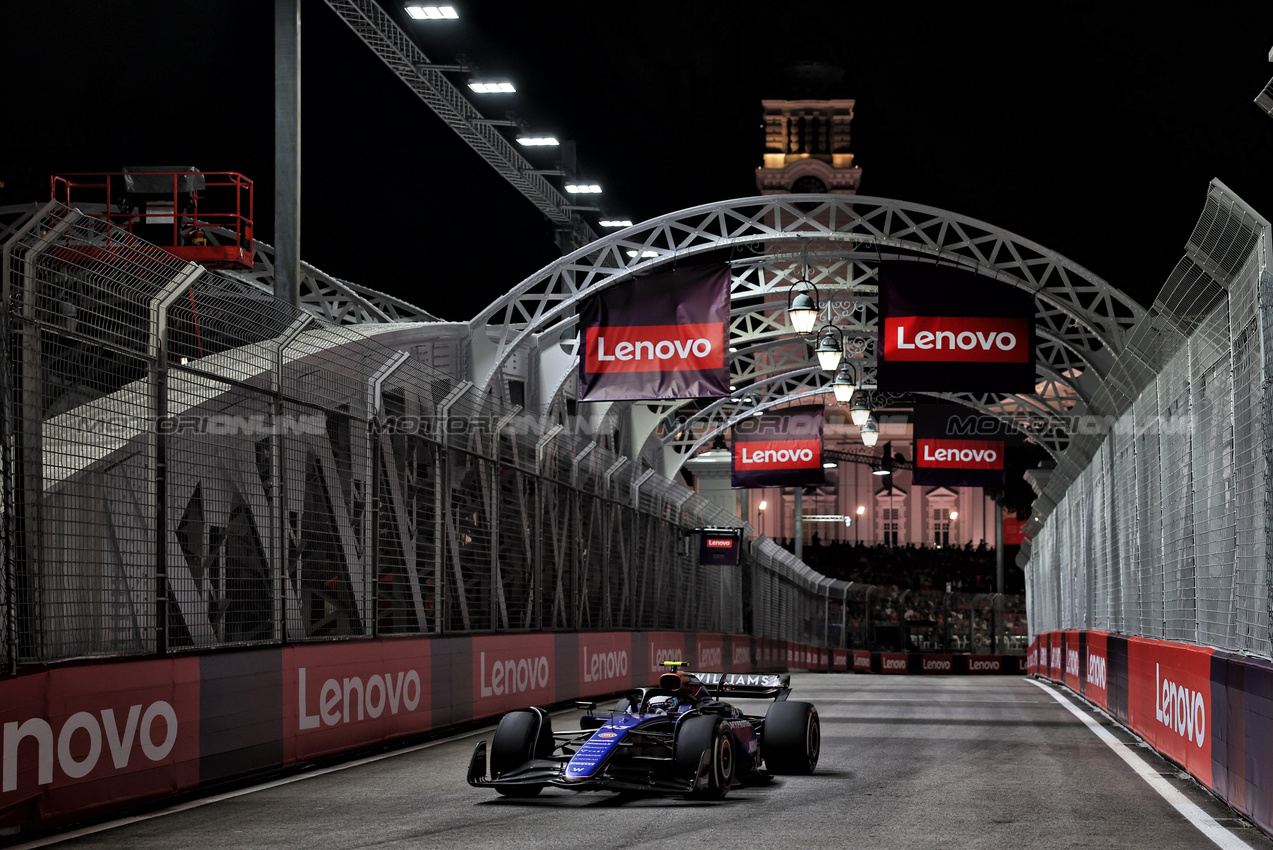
[756,62,862,195]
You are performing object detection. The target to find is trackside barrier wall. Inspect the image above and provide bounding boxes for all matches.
[1029,630,1273,837]
[0,632,1022,834]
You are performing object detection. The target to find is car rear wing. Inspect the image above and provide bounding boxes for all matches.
[693,671,791,700]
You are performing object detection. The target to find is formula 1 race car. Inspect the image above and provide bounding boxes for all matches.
[467,662,819,799]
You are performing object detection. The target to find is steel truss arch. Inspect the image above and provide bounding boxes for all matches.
[655,365,1073,476]
[472,195,1147,394]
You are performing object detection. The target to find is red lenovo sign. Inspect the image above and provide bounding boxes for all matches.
[916,439,1004,470]
[585,323,723,373]
[734,439,821,471]
[883,316,1030,363]
[705,537,734,548]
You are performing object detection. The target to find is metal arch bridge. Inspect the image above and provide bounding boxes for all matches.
[465,194,1150,476]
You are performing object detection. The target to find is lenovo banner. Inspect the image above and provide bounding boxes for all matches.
[877,262,1036,393]
[577,265,730,401]
[1126,638,1215,787]
[731,405,825,488]
[698,529,742,565]
[912,404,1007,488]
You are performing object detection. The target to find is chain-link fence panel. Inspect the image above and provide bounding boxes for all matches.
[1026,186,1270,658]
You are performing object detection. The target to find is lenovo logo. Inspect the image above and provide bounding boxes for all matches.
[969,659,1002,672]
[1156,664,1205,747]
[732,644,751,665]
[582,646,629,684]
[922,658,952,672]
[884,316,1029,363]
[4,701,178,792]
[854,654,871,670]
[1066,649,1081,678]
[299,667,421,730]
[705,538,734,548]
[735,439,820,470]
[1087,653,1107,690]
[918,439,1003,469]
[586,323,722,372]
[882,658,907,671]
[699,646,723,668]
[479,652,550,698]
[650,644,683,672]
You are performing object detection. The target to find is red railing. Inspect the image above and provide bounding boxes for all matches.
[51,170,254,269]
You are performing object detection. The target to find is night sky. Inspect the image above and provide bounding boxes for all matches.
[3,2,1271,322]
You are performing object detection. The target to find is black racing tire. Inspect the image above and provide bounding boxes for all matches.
[763,700,820,775]
[490,710,550,797]
[674,715,735,799]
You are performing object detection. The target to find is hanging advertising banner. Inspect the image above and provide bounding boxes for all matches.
[697,528,742,566]
[877,262,1036,393]
[577,265,730,401]
[912,404,1007,487]
[731,405,825,488]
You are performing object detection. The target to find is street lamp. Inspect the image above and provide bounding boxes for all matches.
[814,325,844,372]
[832,361,856,403]
[758,499,768,537]
[849,390,871,426]
[787,280,819,336]
[860,416,879,447]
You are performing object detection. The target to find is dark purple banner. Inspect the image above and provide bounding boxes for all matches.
[912,404,1007,488]
[577,265,730,401]
[877,262,1036,393]
[731,406,825,488]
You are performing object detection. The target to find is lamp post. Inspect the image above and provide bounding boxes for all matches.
[758,499,768,537]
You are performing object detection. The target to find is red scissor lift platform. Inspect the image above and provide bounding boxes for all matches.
[51,168,254,269]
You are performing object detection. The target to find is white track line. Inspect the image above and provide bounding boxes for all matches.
[1029,679,1253,850]
[8,708,574,850]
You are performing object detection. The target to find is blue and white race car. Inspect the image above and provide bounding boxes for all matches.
[467,662,820,799]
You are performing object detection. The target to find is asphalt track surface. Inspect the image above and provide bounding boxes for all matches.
[14,675,1273,850]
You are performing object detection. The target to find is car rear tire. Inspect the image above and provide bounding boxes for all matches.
[675,715,735,799]
[763,700,820,775]
[490,709,550,797]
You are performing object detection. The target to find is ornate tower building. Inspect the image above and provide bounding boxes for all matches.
[755,63,862,195]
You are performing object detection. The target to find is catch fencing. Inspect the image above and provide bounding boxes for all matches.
[0,202,846,673]
[1025,182,1272,657]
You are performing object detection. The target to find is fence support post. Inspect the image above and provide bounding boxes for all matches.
[366,351,411,637]
[571,441,597,628]
[534,425,564,630]
[435,381,473,633]
[272,314,312,641]
[2,204,77,668]
[150,262,205,656]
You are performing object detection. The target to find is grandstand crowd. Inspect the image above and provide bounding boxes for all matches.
[772,537,1023,594]
[766,539,1029,654]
